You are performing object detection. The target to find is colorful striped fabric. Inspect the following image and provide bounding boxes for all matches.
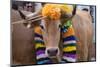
[34,27,53,64]
[61,20,77,63]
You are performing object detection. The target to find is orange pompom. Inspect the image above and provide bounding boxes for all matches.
[42,4,61,20]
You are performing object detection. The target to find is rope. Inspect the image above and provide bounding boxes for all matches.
[11,16,46,25]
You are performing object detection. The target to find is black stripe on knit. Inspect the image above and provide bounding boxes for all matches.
[61,59,73,63]
[63,50,76,54]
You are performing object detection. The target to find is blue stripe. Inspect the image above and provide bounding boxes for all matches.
[35,40,44,44]
[37,60,51,64]
[63,36,76,42]
[59,61,66,63]
[34,33,43,39]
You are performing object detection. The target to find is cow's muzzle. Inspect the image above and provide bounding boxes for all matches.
[47,48,59,57]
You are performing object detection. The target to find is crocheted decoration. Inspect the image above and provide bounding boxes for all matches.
[61,20,72,33]
[42,4,61,20]
[61,20,77,63]
[34,27,53,64]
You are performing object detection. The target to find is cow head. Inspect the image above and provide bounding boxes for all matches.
[18,4,76,58]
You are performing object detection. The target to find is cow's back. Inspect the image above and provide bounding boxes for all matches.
[72,10,93,61]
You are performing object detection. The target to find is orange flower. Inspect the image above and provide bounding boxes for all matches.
[42,4,73,20]
[42,4,61,20]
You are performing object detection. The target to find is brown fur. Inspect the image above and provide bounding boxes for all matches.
[11,9,35,65]
[72,10,93,61]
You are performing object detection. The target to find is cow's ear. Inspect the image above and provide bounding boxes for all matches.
[60,10,72,24]
[60,5,76,25]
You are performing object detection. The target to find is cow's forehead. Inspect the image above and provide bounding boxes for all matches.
[40,20,61,30]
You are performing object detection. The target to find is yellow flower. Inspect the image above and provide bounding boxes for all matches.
[59,4,73,14]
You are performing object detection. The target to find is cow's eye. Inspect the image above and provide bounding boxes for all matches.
[40,25,44,30]
[59,24,62,28]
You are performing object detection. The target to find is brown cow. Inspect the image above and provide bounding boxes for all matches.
[11,4,94,65]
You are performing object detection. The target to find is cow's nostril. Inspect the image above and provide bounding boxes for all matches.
[55,49,58,53]
[47,49,58,56]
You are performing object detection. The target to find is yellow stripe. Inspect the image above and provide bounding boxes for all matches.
[63,46,76,52]
[35,43,45,49]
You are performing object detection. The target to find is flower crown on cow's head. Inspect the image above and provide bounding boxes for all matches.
[42,4,73,20]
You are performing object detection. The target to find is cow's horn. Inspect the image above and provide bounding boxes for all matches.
[18,10,26,19]
[26,11,40,18]
[72,4,77,16]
